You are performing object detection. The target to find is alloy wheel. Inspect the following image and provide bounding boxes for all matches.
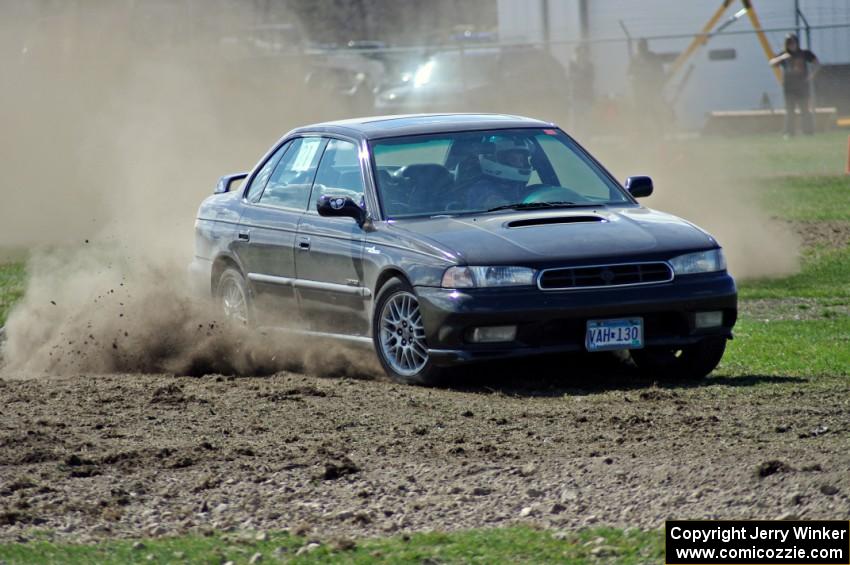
[379,291,428,377]
[220,278,249,325]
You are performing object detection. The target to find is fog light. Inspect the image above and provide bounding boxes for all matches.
[695,311,724,329]
[468,325,517,343]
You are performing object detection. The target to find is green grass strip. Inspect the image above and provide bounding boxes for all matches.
[0,262,25,327]
[721,317,850,378]
[0,527,664,564]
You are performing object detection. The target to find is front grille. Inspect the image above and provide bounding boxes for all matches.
[538,262,673,290]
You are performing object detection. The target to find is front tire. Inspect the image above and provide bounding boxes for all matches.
[630,337,727,380]
[372,278,444,385]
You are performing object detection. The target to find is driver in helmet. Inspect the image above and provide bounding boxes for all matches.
[465,144,533,210]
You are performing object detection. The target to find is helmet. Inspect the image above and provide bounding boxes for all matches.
[479,145,532,183]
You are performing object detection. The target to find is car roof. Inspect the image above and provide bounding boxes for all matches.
[289,113,555,140]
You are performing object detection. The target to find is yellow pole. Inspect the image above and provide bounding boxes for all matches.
[743,0,783,84]
[667,0,735,81]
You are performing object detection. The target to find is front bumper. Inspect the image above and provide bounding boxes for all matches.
[415,272,737,366]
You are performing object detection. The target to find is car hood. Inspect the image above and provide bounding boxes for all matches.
[389,207,718,266]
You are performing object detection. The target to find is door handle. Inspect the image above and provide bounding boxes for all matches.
[237,230,251,242]
[297,235,311,250]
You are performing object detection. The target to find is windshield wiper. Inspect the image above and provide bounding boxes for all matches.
[484,201,597,213]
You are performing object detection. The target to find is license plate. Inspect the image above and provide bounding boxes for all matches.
[585,318,643,352]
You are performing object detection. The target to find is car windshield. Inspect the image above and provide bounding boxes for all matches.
[371,128,631,219]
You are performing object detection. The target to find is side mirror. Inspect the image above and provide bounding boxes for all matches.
[625,175,653,198]
[317,194,368,227]
[215,172,248,194]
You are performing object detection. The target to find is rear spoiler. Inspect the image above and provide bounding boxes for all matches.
[214,172,249,194]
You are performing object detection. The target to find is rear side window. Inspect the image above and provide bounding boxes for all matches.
[308,139,365,211]
[259,137,327,210]
[245,141,291,202]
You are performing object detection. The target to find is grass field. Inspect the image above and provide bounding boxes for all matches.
[0,132,848,563]
[698,131,849,177]
[763,175,850,221]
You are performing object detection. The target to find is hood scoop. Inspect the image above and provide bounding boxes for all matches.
[507,215,606,228]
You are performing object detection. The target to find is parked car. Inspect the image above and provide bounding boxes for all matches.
[374,46,568,119]
[191,114,737,384]
[303,55,380,116]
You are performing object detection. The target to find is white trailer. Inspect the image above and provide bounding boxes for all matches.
[497,0,850,129]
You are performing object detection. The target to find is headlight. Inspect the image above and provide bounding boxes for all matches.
[669,249,726,275]
[441,266,536,288]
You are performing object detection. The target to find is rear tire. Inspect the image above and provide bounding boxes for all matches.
[217,268,252,326]
[372,278,445,385]
[630,337,727,380]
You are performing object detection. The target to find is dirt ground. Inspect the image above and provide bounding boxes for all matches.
[1,355,848,544]
[789,220,850,250]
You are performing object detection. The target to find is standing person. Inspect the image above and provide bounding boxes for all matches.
[569,42,595,136]
[770,33,820,137]
[628,38,667,132]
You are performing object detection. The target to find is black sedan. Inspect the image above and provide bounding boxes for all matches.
[190,114,736,384]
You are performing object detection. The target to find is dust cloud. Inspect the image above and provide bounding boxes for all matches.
[583,138,801,280]
[1,246,379,377]
[1,2,797,376]
[0,1,375,377]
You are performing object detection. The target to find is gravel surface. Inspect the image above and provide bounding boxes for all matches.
[1,358,849,543]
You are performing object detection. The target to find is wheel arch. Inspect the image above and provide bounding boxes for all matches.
[211,254,243,296]
[370,267,412,320]
[374,267,411,298]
